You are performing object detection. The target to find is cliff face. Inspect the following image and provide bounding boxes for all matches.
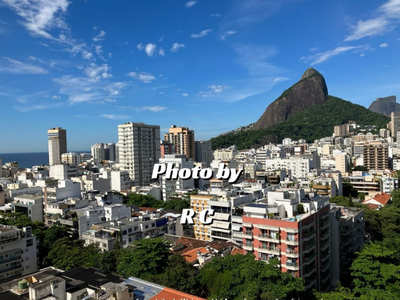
[253,68,328,130]
[368,96,399,116]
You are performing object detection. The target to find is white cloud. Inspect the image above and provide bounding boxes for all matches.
[93,30,106,42]
[95,45,103,55]
[209,84,230,93]
[344,17,389,41]
[158,35,165,42]
[1,0,69,40]
[137,43,144,50]
[127,71,156,83]
[101,114,130,120]
[170,42,185,52]
[360,53,365,57]
[186,1,197,8]
[191,29,212,38]
[158,48,165,57]
[182,93,189,97]
[380,42,389,47]
[84,63,112,82]
[309,46,363,65]
[145,43,157,56]
[345,0,400,41]
[0,57,47,74]
[104,82,127,96]
[220,30,237,41]
[52,95,61,100]
[210,13,221,18]
[141,106,167,112]
[81,51,93,60]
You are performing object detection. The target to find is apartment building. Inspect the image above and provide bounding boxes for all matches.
[48,127,67,166]
[11,194,44,222]
[265,157,311,179]
[0,226,38,283]
[242,191,331,291]
[363,142,389,170]
[195,140,213,166]
[82,213,182,251]
[158,154,194,201]
[117,122,160,186]
[164,125,195,160]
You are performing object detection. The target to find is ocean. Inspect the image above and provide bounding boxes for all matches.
[0,152,90,168]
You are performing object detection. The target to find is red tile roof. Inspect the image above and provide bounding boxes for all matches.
[362,192,391,206]
[181,247,209,263]
[231,247,245,255]
[150,287,207,300]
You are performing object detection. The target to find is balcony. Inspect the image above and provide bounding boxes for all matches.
[285,249,299,258]
[303,222,315,230]
[243,244,253,251]
[321,260,330,273]
[257,233,280,243]
[321,240,330,251]
[242,232,253,239]
[303,243,315,254]
[320,220,329,230]
[257,245,280,255]
[302,231,315,242]
[285,237,299,246]
[305,278,317,290]
[285,261,300,271]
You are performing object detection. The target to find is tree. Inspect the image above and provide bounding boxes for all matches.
[116,238,171,279]
[199,254,305,300]
[348,195,354,207]
[350,242,400,298]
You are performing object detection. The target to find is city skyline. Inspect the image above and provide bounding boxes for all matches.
[1,0,400,153]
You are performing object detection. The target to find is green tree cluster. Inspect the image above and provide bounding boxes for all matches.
[124,193,190,211]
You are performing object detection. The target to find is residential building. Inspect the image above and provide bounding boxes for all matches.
[330,205,364,286]
[164,125,195,160]
[105,143,117,161]
[61,152,81,165]
[111,171,131,192]
[48,127,67,166]
[0,225,38,283]
[158,154,194,201]
[160,140,175,158]
[117,122,160,186]
[91,143,105,162]
[213,145,237,161]
[50,164,78,180]
[242,192,331,291]
[195,140,213,166]
[362,192,391,210]
[363,142,389,171]
[11,194,44,222]
[335,153,348,174]
[390,112,400,138]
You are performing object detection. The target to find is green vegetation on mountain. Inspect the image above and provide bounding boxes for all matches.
[211,96,390,150]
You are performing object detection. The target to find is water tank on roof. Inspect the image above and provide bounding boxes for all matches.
[18,279,28,290]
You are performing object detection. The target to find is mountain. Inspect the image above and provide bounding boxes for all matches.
[368,96,399,116]
[210,69,390,150]
[253,68,328,130]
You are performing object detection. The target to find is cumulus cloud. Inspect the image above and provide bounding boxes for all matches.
[84,63,112,82]
[191,29,212,38]
[158,48,165,56]
[220,30,237,41]
[170,42,185,52]
[141,106,167,112]
[380,42,389,47]
[145,43,157,56]
[126,71,156,83]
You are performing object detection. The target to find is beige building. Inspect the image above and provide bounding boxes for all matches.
[48,127,67,166]
[335,153,348,173]
[191,195,213,241]
[363,142,389,171]
[391,112,400,139]
[164,125,195,160]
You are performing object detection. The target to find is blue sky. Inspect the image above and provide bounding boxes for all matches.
[0,0,399,153]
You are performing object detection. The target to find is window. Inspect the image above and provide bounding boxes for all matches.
[26,239,33,247]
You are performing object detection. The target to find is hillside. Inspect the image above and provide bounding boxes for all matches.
[253,68,328,129]
[211,96,390,150]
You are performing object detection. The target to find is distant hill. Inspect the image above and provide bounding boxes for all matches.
[368,95,399,116]
[211,96,390,150]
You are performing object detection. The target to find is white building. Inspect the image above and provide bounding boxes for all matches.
[12,195,44,222]
[265,157,311,179]
[0,225,38,282]
[111,171,131,192]
[117,122,160,186]
[158,154,195,201]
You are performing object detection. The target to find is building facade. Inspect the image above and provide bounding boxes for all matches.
[164,125,195,160]
[117,122,160,186]
[48,127,67,166]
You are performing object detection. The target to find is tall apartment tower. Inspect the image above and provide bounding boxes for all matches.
[363,141,389,170]
[117,122,160,186]
[48,127,67,166]
[195,140,213,166]
[91,143,105,162]
[390,112,400,139]
[164,125,195,160]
